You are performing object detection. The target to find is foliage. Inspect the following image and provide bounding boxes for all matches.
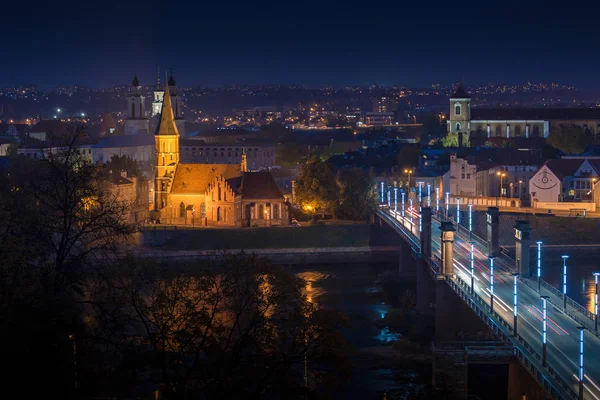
[441,132,470,147]
[421,115,445,139]
[275,142,310,168]
[102,154,144,179]
[294,158,339,216]
[483,140,495,148]
[336,168,378,220]
[0,124,132,397]
[547,125,591,154]
[88,254,350,399]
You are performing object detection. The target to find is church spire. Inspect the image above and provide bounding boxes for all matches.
[241,148,248,172]
[155,80,179,136]
[168,68,176,87]
[156,66,161,90]
[132,74,140,87]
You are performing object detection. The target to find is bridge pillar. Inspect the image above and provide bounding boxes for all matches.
[486,207,500,257]
[420,207,432,259]
[440,221,455,276]
[514,220,532,276]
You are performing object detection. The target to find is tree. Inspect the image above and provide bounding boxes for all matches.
[0,124,134,397]
[294,158,339,217]
[275,142,310,168]
[87,254,349,399]
[102,154,144,179]
[421,115,444,139]
[547,125,590,154]
[395,145,421,171]
[336,169,378,220]
[441,132,470,147]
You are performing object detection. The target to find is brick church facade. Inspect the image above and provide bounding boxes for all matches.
[152,82,290,227]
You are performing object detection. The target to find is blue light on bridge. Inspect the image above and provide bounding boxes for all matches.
[468,204,473,234]
[537,241,542,278]
[435,187,440,213]
[427,184,431,207]
[470,242,475,293]
[401,192,405,217]
[562,255,569,295]
[579,327,584,382]
[394,188,398,212]
[513,273,518,336]
[445,192,449,218]
[381,182,384,203]
[409,198,413,225]
[387,187,391,208]
[418,182,422,204]
[593,272,599,333]
[541,296,548,348]
[456,198,460,224]
[490,256,494,312]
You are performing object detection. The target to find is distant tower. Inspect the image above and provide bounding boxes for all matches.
[167,69,185,135]
[152,66,164,117]
[154,82,180,210]
[448,84,471,136]
[124,74,150,135]
[240,148,248,172]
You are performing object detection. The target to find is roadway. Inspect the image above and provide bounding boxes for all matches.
[382,206,600,400]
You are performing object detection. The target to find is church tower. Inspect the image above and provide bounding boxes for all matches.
[154,81,180,210]
[241,148,248,172]
[124,74,150,135]
[168,70,186,135]
[448,84,471,136]
[152,66,164,117]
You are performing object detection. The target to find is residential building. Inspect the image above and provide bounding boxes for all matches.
[364,112,394,126]
[442,154,477,197]
[529,158,600,203]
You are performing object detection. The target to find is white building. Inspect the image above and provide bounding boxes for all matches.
[529,158,600,203]
[442,154,477,197]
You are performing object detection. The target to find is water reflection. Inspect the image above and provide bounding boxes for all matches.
[297,271,329,304]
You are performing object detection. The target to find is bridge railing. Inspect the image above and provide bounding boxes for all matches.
[447,275,578,400]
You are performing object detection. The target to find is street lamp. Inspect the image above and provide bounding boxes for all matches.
[577,326,585,400]
[593,272,599,333]
[518,180,523,202]
[380,182,384,204]
[456,198,461,233]
[470,242,475,293]
[404,169,412,189]
[394,187,398,213]
[435,187,440,214]
[409,198,413,226]
[537,241,542,292]
[496,171,506,206]
[445,192,450,220]
[541,295,549,367]
[513,273,519,336]
[418,182,423,205]
[562,255,569,310]
[387,186,391,208]
[490,256,495,313]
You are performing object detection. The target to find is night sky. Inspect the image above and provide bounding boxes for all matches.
[3,1,599,88]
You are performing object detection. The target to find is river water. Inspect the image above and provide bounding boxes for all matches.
[294,262,425,400]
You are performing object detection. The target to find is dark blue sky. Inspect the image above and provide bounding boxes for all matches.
[3,1,599,88]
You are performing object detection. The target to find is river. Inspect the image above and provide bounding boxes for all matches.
[294,262,428,400]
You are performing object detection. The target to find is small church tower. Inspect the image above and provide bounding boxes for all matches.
[154,81,180,210]
[124,74,150,135]
[241,148,248,172]
[448,84,471,147]
[152,66,164,117]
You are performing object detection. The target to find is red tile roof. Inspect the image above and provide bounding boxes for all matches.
[239,172,284,200]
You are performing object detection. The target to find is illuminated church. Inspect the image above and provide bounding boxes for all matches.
[152,82,289,227]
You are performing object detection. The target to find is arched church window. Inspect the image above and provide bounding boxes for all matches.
[455,122,461,131]
[179,202,185,218]
[273,204,279,219]
[218,185,221,201]
[455,104,461,116]
[217,207,222,221]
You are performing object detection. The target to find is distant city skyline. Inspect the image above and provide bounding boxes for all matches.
[2,1,599,89]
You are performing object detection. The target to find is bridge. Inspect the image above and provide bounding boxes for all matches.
[376,201,600,400]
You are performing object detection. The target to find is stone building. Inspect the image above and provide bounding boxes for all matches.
[448,85,600,143]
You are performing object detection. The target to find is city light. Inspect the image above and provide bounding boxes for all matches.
[394,187,398,212]
[578,326,585,399]
[490,256,495,312]
[445,192,449,220]
[435,187,440,213]
[513,273,518,336]
[427,184,431,207]
[541,295,549,366]
[418,182,422,204]
[380,182,384,204]
[456,198,460,224]
[468,204,473,239]
[387,187,391,208]
[594,272,599,333]
[470,242,475,293]
[401,192,405,217]
[562,255,569,310]
[537,241,542,292]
